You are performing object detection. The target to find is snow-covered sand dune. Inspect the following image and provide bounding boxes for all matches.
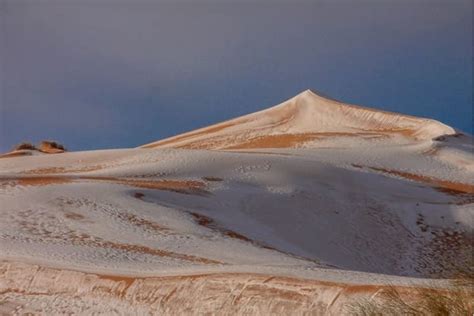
[142,90,456,149]
[0,90,472,314]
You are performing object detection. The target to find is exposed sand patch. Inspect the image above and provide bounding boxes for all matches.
[222,132,385,149]
[3,176,73,187]
[63,212,86,220]
[368,167,474,195]
[141,94,302,149]
[223,133,322,149]
[15,216,221,265]
[80,177,209,195]
[23,165,104,174]
[0,150,33,159]
[1,175,209,195]
[111,179,208,195]
[120,212,171,234]
[142,121,240,148]
[169,132,388,150]
[190,212,252,243]
[351,164,473,204]
[355,127,417,138]
[225,150,296,156]
[96,240,221,264]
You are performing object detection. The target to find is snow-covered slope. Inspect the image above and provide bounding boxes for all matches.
[142,90,456,150]
[0,91,472,314]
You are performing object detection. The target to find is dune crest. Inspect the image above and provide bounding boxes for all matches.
[141,90,455,150]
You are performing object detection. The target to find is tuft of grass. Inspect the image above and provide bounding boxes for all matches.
[12,142,37,151]
[346,275,473,316]
[39,140,66,151]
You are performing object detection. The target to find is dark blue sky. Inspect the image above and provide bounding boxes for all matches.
[1,0,472,151]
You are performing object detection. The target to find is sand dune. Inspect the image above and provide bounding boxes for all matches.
[142,90,455,150]
[0,90,472,314]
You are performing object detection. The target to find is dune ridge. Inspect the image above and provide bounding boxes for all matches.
[141,90,455,150]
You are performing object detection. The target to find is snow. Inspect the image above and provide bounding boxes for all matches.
[142,90,456,149]
[0,90,472,314]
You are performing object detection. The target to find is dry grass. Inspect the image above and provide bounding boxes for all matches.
[4,140,67,157]
[347,266,473,316]
[12,142,37,151]
[39,140,66,153]
[0,261,393,314]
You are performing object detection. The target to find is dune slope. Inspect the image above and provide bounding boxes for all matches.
[0,91,472,314]
[141,90,456,150]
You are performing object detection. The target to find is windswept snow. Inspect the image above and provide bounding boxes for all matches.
[0,90,472,314]
[142,90,456,150]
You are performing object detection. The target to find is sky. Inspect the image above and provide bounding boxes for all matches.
[1,0,472,152]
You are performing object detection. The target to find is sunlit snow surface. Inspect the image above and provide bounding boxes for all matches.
[0,91,472,314]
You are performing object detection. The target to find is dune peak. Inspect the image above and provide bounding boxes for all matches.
[141,90,456,150]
